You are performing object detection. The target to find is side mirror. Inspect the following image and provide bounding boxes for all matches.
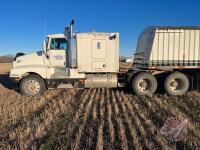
[42,40,47,52]
[43,40,49,58]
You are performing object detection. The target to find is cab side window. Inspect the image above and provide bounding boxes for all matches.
[50,38,67,50]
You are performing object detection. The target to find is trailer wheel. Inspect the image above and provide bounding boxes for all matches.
[19,74,46,96]
[132,73,157,96]
[164,72,189,96]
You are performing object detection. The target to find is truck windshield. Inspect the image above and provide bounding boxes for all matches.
[50,38,67,50]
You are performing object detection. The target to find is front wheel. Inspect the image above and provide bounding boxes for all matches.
[19,74,47,96]
[164,72,189,96]
[132,73,157,96]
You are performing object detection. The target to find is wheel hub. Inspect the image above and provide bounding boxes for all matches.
[25,80,40,95]
[169,78,183,92]
[138,79,151,92]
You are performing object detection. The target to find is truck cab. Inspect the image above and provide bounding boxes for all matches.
[10,20,119,96]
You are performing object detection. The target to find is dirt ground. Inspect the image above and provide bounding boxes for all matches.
[0,63,200,149]
[0,63,12,74]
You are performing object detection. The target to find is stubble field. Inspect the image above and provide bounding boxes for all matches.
[0,63,200,150]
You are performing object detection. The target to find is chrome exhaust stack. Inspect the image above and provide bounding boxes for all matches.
[70,20,74,38]
[66,20,77,68]
[64,19,74,38]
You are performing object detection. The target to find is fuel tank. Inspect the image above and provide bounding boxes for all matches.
[85,74,117,88]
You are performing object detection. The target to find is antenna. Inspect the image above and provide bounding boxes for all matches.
[44,19,47,37]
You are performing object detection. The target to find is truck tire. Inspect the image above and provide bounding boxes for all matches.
[19,74,46,96]
[164,72,189,96]
[132,73,157,96]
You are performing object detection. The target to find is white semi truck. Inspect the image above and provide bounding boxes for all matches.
[9,20,200,96]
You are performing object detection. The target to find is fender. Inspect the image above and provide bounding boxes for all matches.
[126,68,148,83]
[10,66,47,79]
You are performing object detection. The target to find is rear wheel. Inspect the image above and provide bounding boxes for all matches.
[19,74,46,96]
[164,72,189,96]
[132,73,157,96]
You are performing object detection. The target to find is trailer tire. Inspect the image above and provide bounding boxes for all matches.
[164,72,189,96]
[19,74,46,96]
[132,73,157,96]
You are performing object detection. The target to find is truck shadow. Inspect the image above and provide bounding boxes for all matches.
[0,74,12,89]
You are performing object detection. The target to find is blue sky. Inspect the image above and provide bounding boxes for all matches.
[0,0,200,56]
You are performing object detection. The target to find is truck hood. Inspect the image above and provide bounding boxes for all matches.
[13,51,48,68]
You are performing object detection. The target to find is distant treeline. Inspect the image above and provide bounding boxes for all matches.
[0,55,14,63]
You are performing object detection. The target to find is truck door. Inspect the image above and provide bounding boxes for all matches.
[49,38,67,68]
[91,39,107,72]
